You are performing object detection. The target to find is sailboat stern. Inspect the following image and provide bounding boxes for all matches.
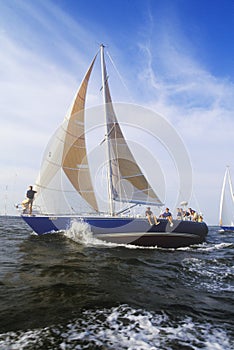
[95,219,208,248]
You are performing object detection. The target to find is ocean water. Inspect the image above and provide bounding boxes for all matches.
[0,217,233,350]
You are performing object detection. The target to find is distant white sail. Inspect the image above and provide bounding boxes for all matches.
[219,167,234,227]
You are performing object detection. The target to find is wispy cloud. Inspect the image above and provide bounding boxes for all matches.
[132,9,234,223]
[0,1,100,213]
[139,38,234,142]
[0,33,72,210]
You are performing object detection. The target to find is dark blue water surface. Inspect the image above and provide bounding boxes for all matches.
[0,216,233,349]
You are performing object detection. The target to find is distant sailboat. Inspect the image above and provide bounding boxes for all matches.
[219,167,234,231]
[19,45,208,248]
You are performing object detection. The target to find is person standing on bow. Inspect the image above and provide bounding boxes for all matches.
[26,185,37,215]
[145,207,160,225]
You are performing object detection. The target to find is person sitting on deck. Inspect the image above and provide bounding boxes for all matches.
[176,207,183,220]
[187,207,197,221]
[161,207,173,227]
[198,213,203,222]
[145,207,160,225]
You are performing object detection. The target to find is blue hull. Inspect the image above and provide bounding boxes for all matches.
[21,215,208,248]
[220,226,234,232]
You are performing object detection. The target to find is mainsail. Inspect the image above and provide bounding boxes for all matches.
[219,167,234,227]
[100,45,163,213]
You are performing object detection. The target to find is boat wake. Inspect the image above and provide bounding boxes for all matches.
[0,304,232,350]
[196,242,233,251]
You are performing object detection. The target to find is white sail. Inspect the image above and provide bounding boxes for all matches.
[219,167,234,227]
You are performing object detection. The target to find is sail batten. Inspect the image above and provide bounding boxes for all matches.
[122,174,146,179]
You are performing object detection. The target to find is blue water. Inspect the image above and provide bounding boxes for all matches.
[0,217,233,349]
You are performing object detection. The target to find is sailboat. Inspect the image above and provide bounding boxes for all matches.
[219,167,234,231]
[20,45,208,248]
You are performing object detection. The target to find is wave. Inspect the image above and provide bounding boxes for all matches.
[0,304,232,350]
[181,257,234,292]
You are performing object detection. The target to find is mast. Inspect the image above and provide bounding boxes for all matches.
[4,185,8,216]
[100,44,114,215]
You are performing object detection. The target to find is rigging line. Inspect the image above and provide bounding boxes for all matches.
[116,203,138,216]
[192,192,202,214]
[99,123,116,145]
[106,50,134,103]
[100,76,109,91]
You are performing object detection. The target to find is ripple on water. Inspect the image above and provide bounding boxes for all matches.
[181,255,234,294]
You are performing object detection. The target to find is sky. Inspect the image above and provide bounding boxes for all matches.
[0,0,234,224]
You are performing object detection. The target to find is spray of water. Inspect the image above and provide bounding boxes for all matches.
[63,220,103,246]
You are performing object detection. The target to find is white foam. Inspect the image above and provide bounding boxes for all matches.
[0,305,232,349]
[196,242,233,252]
[182,257,234,292]
[63,220,104,246]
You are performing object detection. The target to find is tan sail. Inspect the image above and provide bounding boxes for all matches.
[62,56,99,212]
